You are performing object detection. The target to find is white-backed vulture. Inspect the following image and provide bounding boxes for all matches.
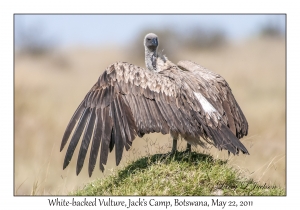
[60,33,249,176]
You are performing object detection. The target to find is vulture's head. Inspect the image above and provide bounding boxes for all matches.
[144,33,158,52]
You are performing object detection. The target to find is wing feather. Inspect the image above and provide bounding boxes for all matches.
[76,107,96,175]
[140,96,155,132]
[99,107,113,172]
[111,99,125,165]
[63,108,91,170]
[88,108,102,176]
[60,100,85,151]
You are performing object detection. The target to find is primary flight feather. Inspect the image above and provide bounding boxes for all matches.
[60,33,249,176]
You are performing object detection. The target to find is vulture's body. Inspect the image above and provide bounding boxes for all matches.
[61,33,249,176]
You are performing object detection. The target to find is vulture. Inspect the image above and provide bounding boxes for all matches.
[60,33,249,176]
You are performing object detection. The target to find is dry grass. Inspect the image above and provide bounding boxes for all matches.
[14,37,285,195]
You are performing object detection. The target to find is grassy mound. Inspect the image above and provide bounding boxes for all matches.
[72,152,285,196]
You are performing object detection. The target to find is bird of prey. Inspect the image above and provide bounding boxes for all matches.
[60,33,249,176]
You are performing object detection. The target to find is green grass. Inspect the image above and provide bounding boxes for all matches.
[72,152,285,196]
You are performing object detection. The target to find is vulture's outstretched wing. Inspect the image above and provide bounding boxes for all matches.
[61,62,248,176]
[177,60,248,139]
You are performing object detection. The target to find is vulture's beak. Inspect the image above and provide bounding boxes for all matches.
[152,38,158,47]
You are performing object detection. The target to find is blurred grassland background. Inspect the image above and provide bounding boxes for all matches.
[14,15,286,195]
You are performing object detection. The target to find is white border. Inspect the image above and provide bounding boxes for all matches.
[2,0,296,209]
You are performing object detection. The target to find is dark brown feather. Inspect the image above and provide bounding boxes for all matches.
[60,100,85,151]
[222,100,236,135]
[88,108,102,177]
[114,97,127,145]
[99,107,113,172]
[109,128,115,152]
[76,108,96,175]
[63,108,91,170]
[117,95,135,150]
[111,100,124,166]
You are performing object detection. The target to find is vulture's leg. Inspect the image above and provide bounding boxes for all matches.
[186,143,191,152]
[171,138,177,154]
[170,131,178,154]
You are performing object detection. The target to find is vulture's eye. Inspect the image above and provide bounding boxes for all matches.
[147,38,151,41]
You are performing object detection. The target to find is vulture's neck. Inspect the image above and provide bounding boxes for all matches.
[145,48,158,71]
